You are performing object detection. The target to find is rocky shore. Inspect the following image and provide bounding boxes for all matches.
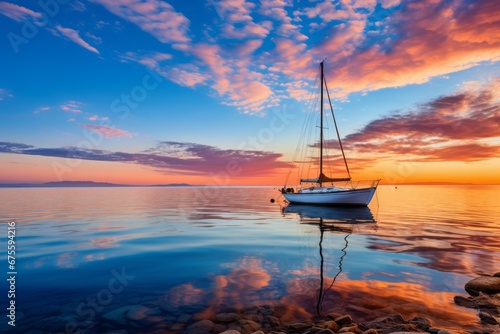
[453,272,500,330]
[9,273,500,334]
[183,308,464,334]
[180,272,500,334]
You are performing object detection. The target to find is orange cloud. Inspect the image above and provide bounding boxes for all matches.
[323,0,500,96]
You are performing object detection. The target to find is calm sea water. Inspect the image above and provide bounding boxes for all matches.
[1,185,499,333]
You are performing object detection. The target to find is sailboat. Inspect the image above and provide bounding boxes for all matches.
[281,61,380,206]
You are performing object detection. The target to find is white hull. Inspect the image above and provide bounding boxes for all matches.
[283,187,376,206]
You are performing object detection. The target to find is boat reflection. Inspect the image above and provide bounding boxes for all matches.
[283,205,377,315]
[283,204,377,228]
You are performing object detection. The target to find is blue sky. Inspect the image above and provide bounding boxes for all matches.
[1,0,499,185]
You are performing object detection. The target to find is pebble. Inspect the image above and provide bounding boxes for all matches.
[217,312,241,322]
[334,315,353,327]
[239,319,261,333]
[188,319,216,331]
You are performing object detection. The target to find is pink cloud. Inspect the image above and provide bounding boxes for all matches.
[90,0,190,44]
[0,2,41,21]
[80,124,134,138]
[55,25,100,55]
[304,0,356,23]
[234,39,263,57]
[271,39,314,80]
[212,0,271,39]
[259,0,308,41]
[191,44,274,113]
[86,115,108,121]
[167,67,208,87]
[192,43,232,94]
[60,101,83,114]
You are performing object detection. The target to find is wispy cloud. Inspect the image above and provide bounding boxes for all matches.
[55,25,100,54]
[0,2,41,21]
[33,106,50,114]
[86,115,109,121]
[0,141,292,177]
[80,124,133,138]
[90,0,190,44]
[70,1,86,12]
[60,100,83,114]
[0,88,13,101]
[120,51,172,69]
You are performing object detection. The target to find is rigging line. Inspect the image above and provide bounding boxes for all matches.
[300,74,321,184]
[323,78,351,179]
[285,68,321,186]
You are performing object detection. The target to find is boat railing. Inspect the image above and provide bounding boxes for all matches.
[294,179,380,191]
[335,179,381,190]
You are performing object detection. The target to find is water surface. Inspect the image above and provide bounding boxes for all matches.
[0,185,499,333]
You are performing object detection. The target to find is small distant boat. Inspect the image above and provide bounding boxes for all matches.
[281,61,380,206]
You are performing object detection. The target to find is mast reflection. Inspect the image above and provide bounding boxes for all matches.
[283,205,377,315]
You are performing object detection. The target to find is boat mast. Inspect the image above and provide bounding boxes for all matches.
[319,61,324,187]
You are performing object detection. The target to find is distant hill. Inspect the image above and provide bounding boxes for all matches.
[0,181,127,188]
[149,183,194,187]
[0,181,198,188]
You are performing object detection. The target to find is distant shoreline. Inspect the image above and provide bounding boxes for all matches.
[0,181,498,188]
[0,181,199,188]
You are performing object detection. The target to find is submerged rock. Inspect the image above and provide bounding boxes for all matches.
[102,305,136,325]
[478,311,499,325]
[189,319,215,329]
[464,275,500,296]
[238,319,261,333]
[216,312,240,323]
[287,322,315,332]
[334,315,353,327]
[454,287,500,326]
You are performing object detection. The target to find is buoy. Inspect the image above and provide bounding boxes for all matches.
[270,198,275,203]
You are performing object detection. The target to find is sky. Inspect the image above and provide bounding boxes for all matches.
[0,0,499,185]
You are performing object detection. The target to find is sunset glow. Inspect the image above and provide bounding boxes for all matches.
[1,0,499,185]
